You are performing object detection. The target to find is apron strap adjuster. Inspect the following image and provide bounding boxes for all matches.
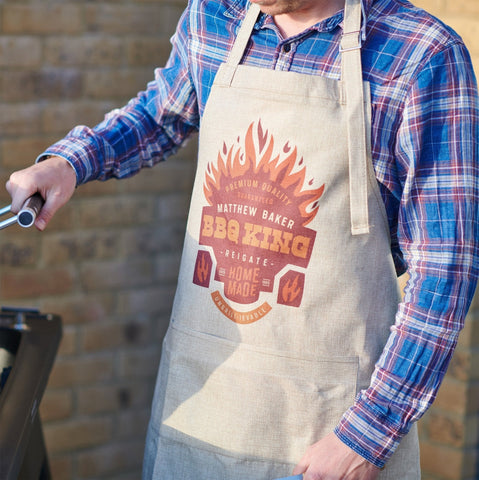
[339,30,362,53]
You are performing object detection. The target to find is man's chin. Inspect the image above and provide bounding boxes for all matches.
[249,0,300,16]
[249,0,283,16]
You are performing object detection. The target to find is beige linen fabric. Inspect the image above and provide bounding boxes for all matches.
[143,1,420,478]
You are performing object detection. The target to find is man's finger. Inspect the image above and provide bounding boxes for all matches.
[292,456,309,476]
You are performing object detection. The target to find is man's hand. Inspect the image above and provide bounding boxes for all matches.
[6,156,77,231]
[292,432,381,480]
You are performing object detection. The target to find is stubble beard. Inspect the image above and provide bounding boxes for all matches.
[251,0,311,16]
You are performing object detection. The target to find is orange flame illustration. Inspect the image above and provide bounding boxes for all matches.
[204,120,324,226]
[282,275,302,304]
[196,253,210,284]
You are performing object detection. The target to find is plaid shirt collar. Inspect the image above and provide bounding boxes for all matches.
[224,0,373,37]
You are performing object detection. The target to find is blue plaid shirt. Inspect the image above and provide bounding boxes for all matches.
[43,0,479,468]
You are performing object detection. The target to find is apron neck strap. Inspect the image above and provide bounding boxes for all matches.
[341,0,370,234]
[227,0,370,235]
[342,0,364,47]
[227,3,261,67]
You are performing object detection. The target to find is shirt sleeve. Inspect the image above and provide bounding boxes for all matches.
[334,41,479,468]
[39,7,199,185]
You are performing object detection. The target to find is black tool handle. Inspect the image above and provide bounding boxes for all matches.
[18,193,44,228]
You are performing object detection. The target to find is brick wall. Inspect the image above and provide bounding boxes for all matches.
[0,1,477,480]
[0,1,193,479]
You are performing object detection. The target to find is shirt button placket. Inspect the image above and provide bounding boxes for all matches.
[276,41,295,71]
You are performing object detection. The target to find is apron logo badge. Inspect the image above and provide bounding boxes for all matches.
[193,250,212,288]
[278,270,305,307]
[195,119,324,322]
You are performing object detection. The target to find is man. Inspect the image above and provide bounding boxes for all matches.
[6,0,478,478]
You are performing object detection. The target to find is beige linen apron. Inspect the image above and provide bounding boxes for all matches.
[143,0,420,478]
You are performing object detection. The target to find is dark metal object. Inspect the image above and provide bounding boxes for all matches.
[0,194,45,230]
[0,308,62,480]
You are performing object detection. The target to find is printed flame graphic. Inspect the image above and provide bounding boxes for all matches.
[196,253,210,284]
[204,120,324,226]
[282,275,302,303]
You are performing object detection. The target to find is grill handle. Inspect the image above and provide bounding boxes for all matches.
[17,193,44,228]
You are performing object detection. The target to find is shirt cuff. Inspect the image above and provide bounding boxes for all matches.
[334,393,409,469]
[35,126,106,185]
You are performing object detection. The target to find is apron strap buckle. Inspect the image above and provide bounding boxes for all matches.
[339,30,362,53]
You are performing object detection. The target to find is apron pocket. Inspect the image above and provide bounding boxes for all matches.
[160,325,358,464]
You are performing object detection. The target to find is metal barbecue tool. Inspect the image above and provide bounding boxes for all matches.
[0,194,44,230]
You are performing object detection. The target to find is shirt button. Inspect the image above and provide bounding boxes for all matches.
[283,43,291,53]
